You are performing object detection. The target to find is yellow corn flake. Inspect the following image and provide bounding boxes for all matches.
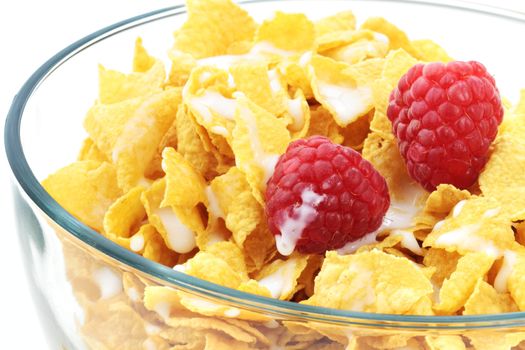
[196,218,231,250]
[141,224,179,266]
[314,11,356,37]
[423,196,514,256]
[42,161,122,232]
[122,272,145,304]
[143,286,197,323]
[340,110,372,151]
[308,54,374,127]
[423,248,461,286]
[82,298,147,349]
[102,186,146,250]
[507,251,525,311]
[183,241,248,289]
[113,88,182,191]
[167,50,197,87]
[141,178,202,254]
[322,38,389,65]
[237,279,272,298]
[78,137,109,162]
[165,317,258,345]
[380,48,419,87]
[303,250,433,314]
[297,254,324,298]
[133,37,156,73]
[414,184,471,232]
[360,17,421,59]
[317,29,375,53]
[253,254,308,300]
[209,167,262,247]
[203,332,259,350]
[178,290,271,322]
[84,96,145,159]
[468,332,525,350]
[284,89,311,139]
[479,112,525,219]
[434,252,495,314]
[161,147,207,209]
[230,62,288,117]
[463,279,518,315]
[362,335,413,349]
[176,104,221,179]
[172,0,257,59]
[242,220,277,273]
[183,66,236,138]
[158,327,206,349]
[425,336,466,350]
[231,94,291,204]
[97,59,165,104]
[411,39,453,63]
[306,104,344,144]
[279,60,313,99]
[362,50,419,202]
[255,11,316,53]
[144,117,178,180]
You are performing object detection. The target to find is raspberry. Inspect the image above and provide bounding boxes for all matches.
[265,136,390,255]
[387,61,504,191]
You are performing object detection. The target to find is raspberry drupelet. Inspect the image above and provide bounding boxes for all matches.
[387,61,504,191]
[265,136,390,255]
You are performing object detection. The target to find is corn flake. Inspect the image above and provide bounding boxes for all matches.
[172,0,257,59]
[97,58,165,104]
[254,254,308,300]
[78,137,109,162]
[42,161,122,232]
[303,250,433,314]
[479,111,525,219]
[463,279,518,315]
[360,17,421,59]
[113,87,182,191]
[411,39,453,63]
[423,196,514,256]
[161,147,207,209]
[308,54,374,127]
[434,252,495,314]
[102,186,146,249]
[314,11,356,37]
[414,184,471,232]
[176,104,221,179]
[425,336,466,350]
[133,37,157,73]
[255,11,316,53]
[231,93,291,204]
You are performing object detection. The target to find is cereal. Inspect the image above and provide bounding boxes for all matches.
[172,0,257,59]
[231,93,291,203]
[463,279,518,315]
[102,186,146,250]
[255,12,316,53]
[40,1,525,348]
[434,252,495,314]
[303,250,433,314]
[42,161,122,232]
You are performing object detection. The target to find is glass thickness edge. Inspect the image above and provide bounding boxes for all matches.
[5,0,525,328]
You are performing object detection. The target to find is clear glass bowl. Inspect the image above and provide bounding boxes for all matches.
[5,1,525,349]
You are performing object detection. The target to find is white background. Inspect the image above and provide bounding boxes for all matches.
[0,0,524,348]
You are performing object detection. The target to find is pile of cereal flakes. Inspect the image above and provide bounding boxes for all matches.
[42,0,525,348]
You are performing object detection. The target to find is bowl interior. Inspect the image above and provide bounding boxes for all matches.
[7,0,525,327]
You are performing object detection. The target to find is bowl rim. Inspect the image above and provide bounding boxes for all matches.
[5,0,525,329]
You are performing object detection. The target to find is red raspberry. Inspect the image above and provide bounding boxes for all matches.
[265,136,390,255]
[387,61,504,191]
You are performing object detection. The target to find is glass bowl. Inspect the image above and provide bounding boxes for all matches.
[5,1,525,349]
